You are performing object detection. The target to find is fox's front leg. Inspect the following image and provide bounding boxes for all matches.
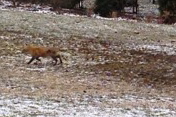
[27,56,36,64]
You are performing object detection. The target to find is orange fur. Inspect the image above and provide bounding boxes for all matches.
[22,45,62,65]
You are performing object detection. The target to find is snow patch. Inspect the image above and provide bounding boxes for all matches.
[135,44,176,55]
[0,96,175,117]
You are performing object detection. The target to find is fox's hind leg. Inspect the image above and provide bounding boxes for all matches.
[51,56,58,65]
[57,55,62,64]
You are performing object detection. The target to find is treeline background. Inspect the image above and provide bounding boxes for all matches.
[7,0,83,9]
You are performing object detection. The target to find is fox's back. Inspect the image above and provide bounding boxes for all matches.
[22,46,49,57]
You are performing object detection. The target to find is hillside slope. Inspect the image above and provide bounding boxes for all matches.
[0,9,176,116]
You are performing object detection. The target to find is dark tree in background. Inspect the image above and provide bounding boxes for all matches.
[125,0,138,13]
[50,0,82,10]
[94,0,125,17]
[158,0,176,24]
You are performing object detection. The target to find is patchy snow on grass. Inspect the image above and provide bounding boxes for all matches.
[25,67,47,72]
[93,15,138,23]
[135,44,176,55]
[1,1,176,117]
[0,95,176,117]
[0,0,55,15]
[0,0,11,9]
[0,35,11,40]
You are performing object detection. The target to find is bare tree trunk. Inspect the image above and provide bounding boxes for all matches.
[132,0,138,14]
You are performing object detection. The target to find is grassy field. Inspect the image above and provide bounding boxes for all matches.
[0,9,176,116]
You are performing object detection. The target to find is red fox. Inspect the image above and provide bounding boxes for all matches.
[22,45,62,65]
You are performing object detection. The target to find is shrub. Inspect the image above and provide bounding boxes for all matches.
[158,0,176,24]
[94,0,125,17]
[50,0,82,9]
